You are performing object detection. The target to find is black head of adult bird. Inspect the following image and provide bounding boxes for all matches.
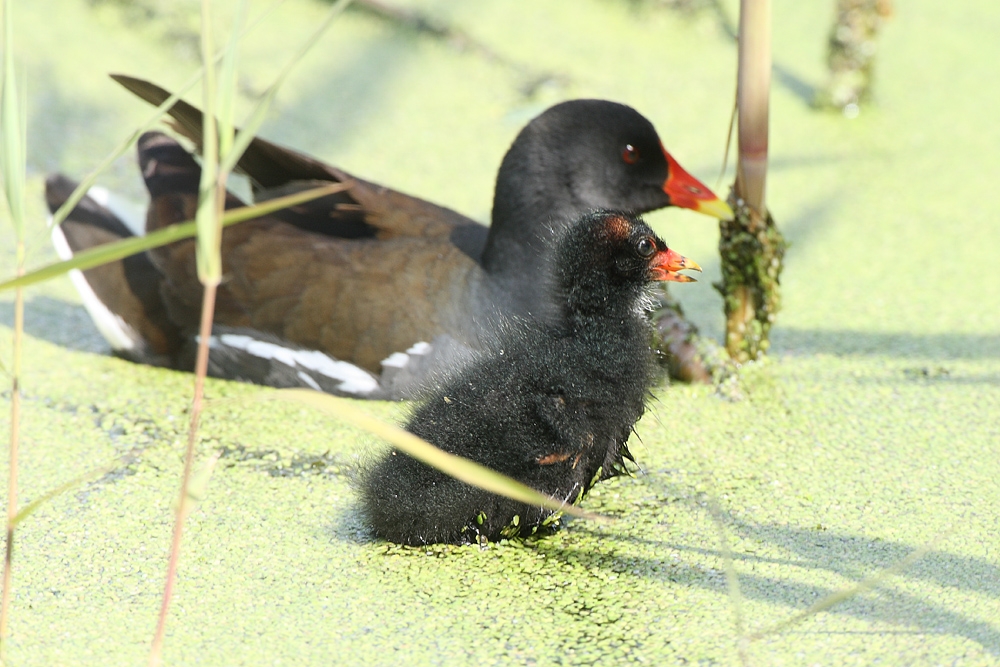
[484,98,728,314]
[359,210,701,545]
[46,75,730,399]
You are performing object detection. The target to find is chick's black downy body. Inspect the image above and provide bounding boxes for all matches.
[360,212,699,545]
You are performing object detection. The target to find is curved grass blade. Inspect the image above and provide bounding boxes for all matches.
[183,452,221,511]
[194,0,221,286]
[152,3,352,662]
[747,528,953,641]
[152,4,219,662]
[0,3,25,237]
[216,0,247,161]
[0,181,349,294]
[10,453,141,529]
[47,0,288,233]
[220,0,355,176]
[0,0,27,647]
[273,389,611,524]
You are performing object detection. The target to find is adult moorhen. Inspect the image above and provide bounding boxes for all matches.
[360,210,698,545]
[46,75,731,398]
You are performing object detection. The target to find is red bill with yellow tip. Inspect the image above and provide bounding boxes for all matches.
[650,247,702,283]
[661,145,734,220]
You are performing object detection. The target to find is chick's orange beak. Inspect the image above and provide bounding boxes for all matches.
[662,145,734,220]
[650,247,702,283]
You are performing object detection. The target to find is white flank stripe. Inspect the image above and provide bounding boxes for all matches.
[196,335,222,349]
[218,333,254,350]
[406,341,432,355]
[292,349,378,395]
[246,339,298,367]
[218,334,378,395]
[296,371,322,391]
[380,352,410,368]
[88,186,146,237]
[50,223,139,352]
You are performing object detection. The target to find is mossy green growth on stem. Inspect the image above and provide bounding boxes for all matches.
[715,193,788,364]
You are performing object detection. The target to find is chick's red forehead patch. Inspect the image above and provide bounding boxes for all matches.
[601,214,633,241]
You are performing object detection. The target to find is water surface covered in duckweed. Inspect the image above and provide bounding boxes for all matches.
[1,0,998,663]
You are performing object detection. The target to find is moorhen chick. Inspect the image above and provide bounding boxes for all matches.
[46,75,730,398]
[360,210,700,545]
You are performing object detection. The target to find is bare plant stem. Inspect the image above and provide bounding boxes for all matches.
[0,243,24,649]
[148,280,218,667]
[717,0,787,363]
[734,0,770,216]
[148,1,225,660]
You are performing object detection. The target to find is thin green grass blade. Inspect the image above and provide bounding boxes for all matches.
[47,0,287,234]
[748,528,953,640]
[183,452,221,511]
[0,0,26,647]
[221,0,355,175]
[10,454,139,529]
[272,389,610,524]
[686,441,752,663]
[150,5,228,661]
[195,0,221,286]
[705,492,751,665]
[48,75,201,232]
[216,0,247,160]
[1,0,25,237]
[0,182,349,293]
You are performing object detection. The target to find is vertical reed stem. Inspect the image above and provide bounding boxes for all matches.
[148,1,224,662]
[717,0,787,363]
[0,243,24,647]
[148,282,218,667]
[735,0,771,217]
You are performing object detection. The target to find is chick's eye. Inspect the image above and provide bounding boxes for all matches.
[636,237,656,258]
[622,144,640,165]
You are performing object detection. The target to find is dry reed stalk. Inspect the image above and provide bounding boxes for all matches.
[717,0,787,363]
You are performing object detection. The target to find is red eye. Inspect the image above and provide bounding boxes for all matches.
[622,144,640,165]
